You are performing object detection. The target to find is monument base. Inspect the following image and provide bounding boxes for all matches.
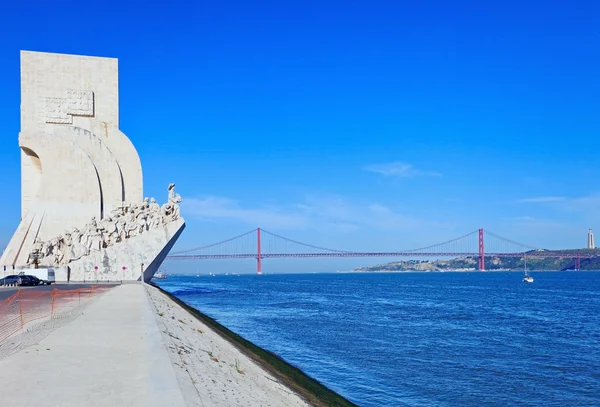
[62,218,185,283]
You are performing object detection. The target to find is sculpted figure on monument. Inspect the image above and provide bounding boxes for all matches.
[136,199,150,233]
[61,231,73,264]
[80,222,90,249]
[148,198,162,229]
[26,238,44,265]
[112,201,130,218]
[40,239,54,264]
[149,213,161,229]
[161,203,174,222]
[84,217,103,252]
[101,216,117,247]
[50,235,64,265]
[149,197,160,213]
[69,228,89,261]
[136,209,148,234]
[169,183,182,208]
[111,205,124,219]
[162,183,182,222]
[124,207,138,238]
[115,213,127,242]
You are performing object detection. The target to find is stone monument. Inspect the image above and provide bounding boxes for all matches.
[0,51,185,282]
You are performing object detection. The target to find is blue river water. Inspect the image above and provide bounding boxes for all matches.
[157,272,600,406]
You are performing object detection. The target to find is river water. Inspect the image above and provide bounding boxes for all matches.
[157,271,600,406]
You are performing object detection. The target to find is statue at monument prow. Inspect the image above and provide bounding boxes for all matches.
[0,51,185,282]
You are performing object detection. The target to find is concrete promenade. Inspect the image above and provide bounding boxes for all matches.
[0,284,187,407]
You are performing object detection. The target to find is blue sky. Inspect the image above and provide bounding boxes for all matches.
[0,1,599,273]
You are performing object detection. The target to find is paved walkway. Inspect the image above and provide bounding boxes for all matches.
[0,284,187,407]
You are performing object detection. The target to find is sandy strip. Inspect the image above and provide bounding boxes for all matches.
[145,284,311,407]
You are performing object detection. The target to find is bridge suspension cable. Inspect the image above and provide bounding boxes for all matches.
[484,230,539,251]
[260,229,350,253]
[170,228,257,255]
[401,230,479,253]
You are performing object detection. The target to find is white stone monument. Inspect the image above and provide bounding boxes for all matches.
[0,51,185,282]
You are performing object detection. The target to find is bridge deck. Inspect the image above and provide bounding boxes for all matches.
[167,252,596,260]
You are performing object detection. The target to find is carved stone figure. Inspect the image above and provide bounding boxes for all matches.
[69,228,89,261]
[61,231,73,264]
[124,207,138,238]
[167,183,182,221]
[116,201,130,217]
[51,235,64,265]
[136,208,148,234]
[147,198,162,229]
[116,214,127,242]
[41,239,54,264]
[149,197,160,213]
[111,205,124,219]
[159,184,183,223]
[136,200,149,234]
[101,216,117,247]
[26,238,44,265]
[84,217,103,252]
[161,202,175,222]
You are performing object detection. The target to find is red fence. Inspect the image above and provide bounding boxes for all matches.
[0,286,112,343]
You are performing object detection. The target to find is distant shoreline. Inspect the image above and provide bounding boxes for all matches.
[349,269,600,273]
[353,253,600,272]
[360,269,597,274]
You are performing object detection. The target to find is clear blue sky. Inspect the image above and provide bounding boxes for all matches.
[0,1,599,273]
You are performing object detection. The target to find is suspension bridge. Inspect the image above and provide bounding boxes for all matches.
[167,228,596,274]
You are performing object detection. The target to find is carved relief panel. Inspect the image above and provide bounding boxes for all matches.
[45,90,94,124]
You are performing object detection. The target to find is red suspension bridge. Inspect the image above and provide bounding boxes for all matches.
[166,228,595,274]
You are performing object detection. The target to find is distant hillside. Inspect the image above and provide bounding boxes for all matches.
[354,249,600,272]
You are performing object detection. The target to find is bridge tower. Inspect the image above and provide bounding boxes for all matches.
[257,228,262,275]
[478,228,485,271]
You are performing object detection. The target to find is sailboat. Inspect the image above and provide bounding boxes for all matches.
[522,256,533,283]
